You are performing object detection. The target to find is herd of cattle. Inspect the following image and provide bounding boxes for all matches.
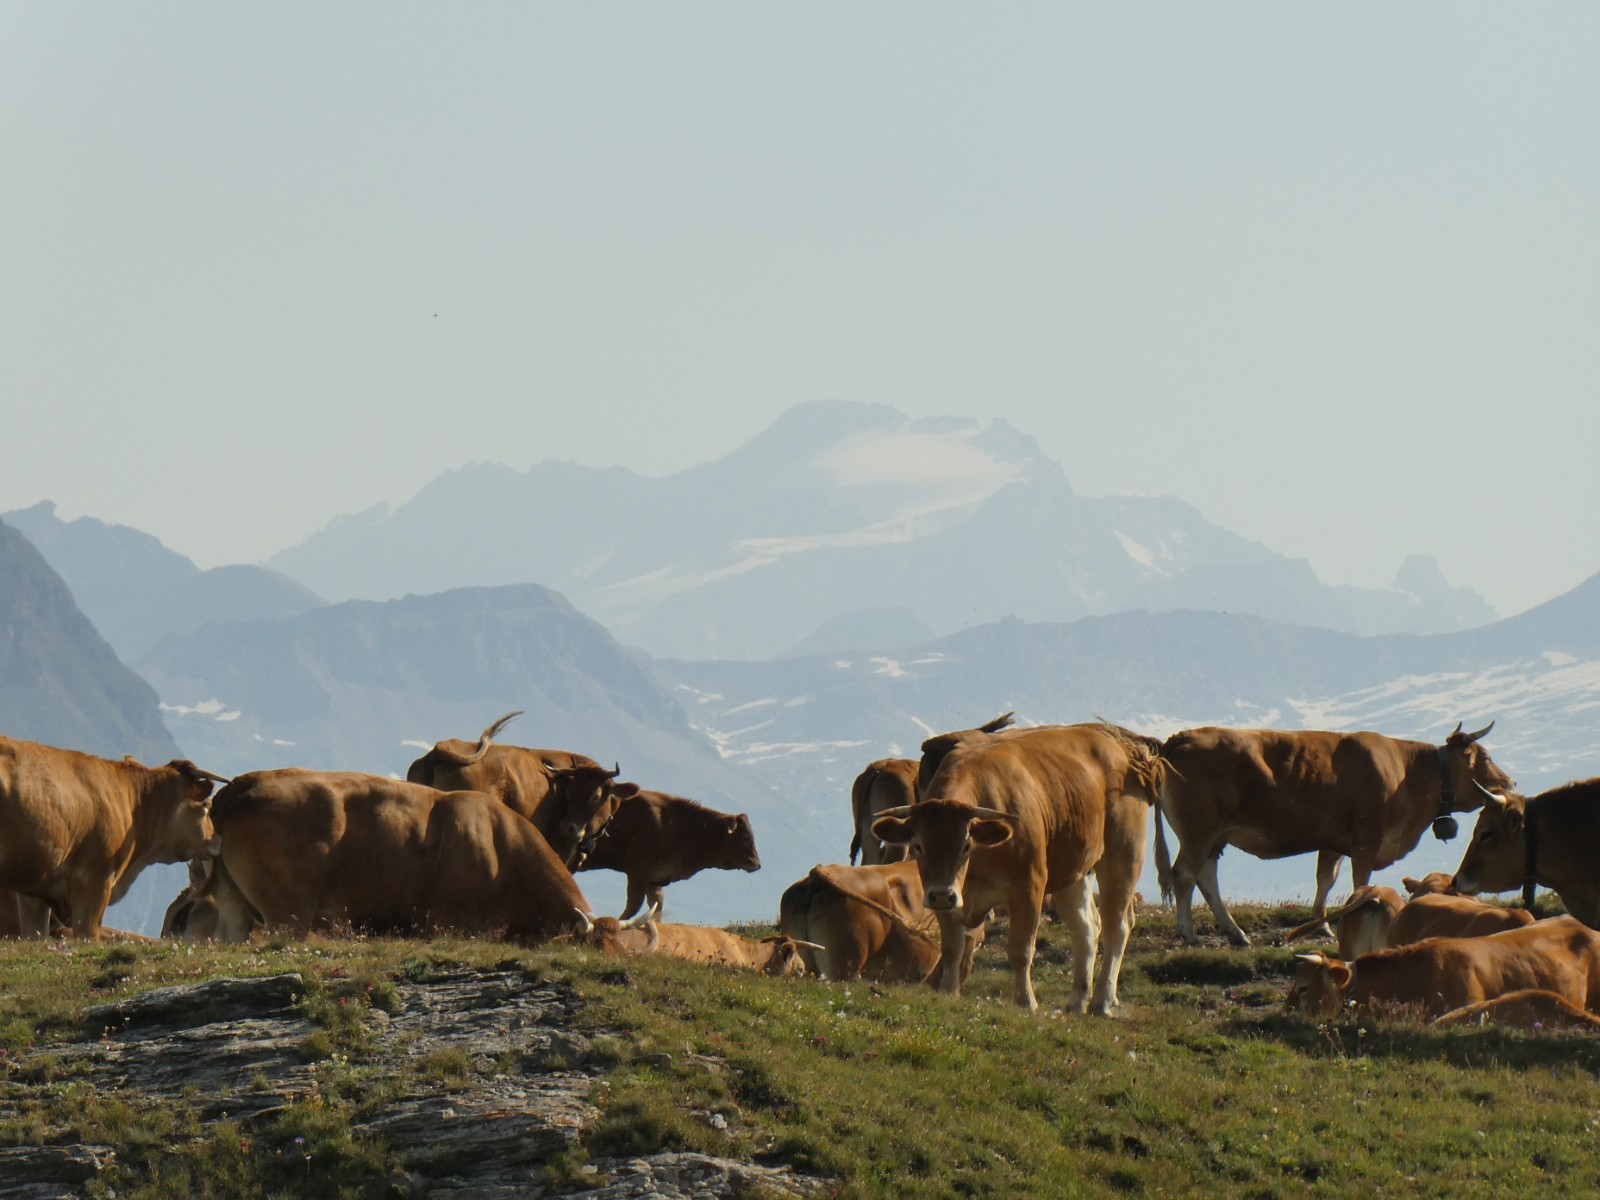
[4,709,1600,1030]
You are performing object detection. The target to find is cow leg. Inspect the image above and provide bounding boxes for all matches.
[1170,848,1207,945]
[15,894,53,938]
[1058,878,1097,1014]
[619,879,648,921]
[1195,855,1251,947]
[934,912,973,996]
[212,863,260,943]
[1004,886,1046,1012]
[67,873,113,941]
[1091,879,1139,1017]
[1306,850,1344,939]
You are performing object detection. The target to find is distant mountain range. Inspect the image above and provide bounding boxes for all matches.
[266,401,1496,660]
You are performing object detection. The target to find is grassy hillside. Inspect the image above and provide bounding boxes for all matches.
[3,902,1597,1199]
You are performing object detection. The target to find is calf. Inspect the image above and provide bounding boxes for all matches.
[1387,892,1534,946]
[1284,886,1405,960]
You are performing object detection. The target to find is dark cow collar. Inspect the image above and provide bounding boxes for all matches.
[572,808,620,869]
[1436,743,1455,812]
[1523,799,1540,911]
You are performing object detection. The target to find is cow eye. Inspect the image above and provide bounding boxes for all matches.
[1479,831,1496,846]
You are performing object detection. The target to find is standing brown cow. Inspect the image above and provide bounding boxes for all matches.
[873,721,1157,1012]
[0,735,224,939]
[572,788,760,919]
[848,758,919,866]
[205,769,591,945]
[405,712,626,865]
[1155,722,1513,947]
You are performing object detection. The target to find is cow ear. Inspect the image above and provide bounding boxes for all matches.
[872,815,914,845]
[613,781,641,799]
[1330,961,1354,989]
[970,819,1014,849]
[1401,877,1422,896]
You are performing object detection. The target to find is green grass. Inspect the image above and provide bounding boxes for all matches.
[3,903,1600,1198]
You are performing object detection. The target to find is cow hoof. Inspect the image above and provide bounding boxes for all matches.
[1089,1000,1120,1018]
[1065,993,1090,1015]
[1227,931,1253,948]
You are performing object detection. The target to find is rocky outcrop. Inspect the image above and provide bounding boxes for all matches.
[0,965,825,1199]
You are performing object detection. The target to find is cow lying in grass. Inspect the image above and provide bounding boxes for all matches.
[574,907,819,977]
[1285,917,1600,1021]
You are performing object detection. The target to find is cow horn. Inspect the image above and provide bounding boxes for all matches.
[573,907,595,935]
[789,939,827,951]
[968,807,1020,822]
[874,805,917,819]
[1460,721,1495,744]
[189,766,232,785]
[619,906,656,929]
[1295,953,1328,966]
[1473,781,1509,808]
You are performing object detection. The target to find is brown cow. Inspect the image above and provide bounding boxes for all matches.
[873,721,1157,1012]
[849,758,919,866]
[1155,722,1513,947]
[1454,778,1600,928]
[1387,892,1534,946]
[1431,989,1600,1031]
[915,711,1016,794]
[643,921,812,976]
[0,735,224,939]
[572,788,760,919]
[1285,916,1600,1021]
[160,859,220,941]
[778,860,983,984]
[1284,885,1406,960]
[205,769,591,945]
[405,712,625,865]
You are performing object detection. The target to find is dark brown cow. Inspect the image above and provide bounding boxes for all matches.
[849,758,919,866]
[572,788,760,919]
[1286,917,1600,1021]
[0,735,224,939]
[205,769,591,945]
[874,721,1157,1012]
[776,860,977,984]
[405,712,625,865]
[1155,722,1513,946]
[1454,778,1600,928]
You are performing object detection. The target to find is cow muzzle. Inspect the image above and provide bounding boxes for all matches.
[924,886,962,912]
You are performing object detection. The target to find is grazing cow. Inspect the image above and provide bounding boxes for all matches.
[1284,916,1600,1021]
[161,859,220,941]
[0,735,225,939]
[1285,885,1406,960]
[873,721,1158,1012]
[205,769,591,945]
[1454,778,1600,928]
[405,712,625,865]
[573,788,761,919]
[1155,722,1513,946]
[1402,872,1459,897]
[1431,989,1600,1031]
[647,924,812,977]
[778,860,984,984]
[849,758,919,866]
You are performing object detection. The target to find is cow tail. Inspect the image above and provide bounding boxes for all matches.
[849,768,876,865]
[1153,808,1175,905]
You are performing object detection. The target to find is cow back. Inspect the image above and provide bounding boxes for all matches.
[1387,893,1535,947]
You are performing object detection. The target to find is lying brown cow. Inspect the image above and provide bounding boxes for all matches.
[405,712,625,865]
[778,860,983,984]
[875,720,1157,1012]
[206,769,590,945]
[1285,916,1600,1021]
[848,758,919,866]
[1285,885,1405,960]
[0,735,225,939]
[1454,777,1600,928]
[1388,892,1534,946]
[1156,722,1513,946]
[573,788,760,919]
[577,907,812,976]
[1402,872,1459,897]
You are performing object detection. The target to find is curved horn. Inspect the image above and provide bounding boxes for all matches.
[967,807,1021,822]
[573,906,595,935]
[619,904,657,929]
[607,762,621,780]
[1459,721,1495,744]
[789,939,827,951]
[1473,780,1509,808]
[874,805,918,820]
[187,766,232,785]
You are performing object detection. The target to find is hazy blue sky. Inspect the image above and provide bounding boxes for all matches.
[4,5,1596,617]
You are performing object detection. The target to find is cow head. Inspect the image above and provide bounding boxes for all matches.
[871,800,1017,914]
[547,764,626,866]
[569,904,656,955]
[759,935,816,977]
[567,781,640,869]
[1440,722,1515,815]
[151,760,228,861]
[1451,786,1528,895]
[1401,872,1459,898]
[714,813,761,873]
[1285,953,1354,1020]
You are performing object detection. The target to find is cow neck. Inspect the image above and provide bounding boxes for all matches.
[1523,799,1540,911]
[1435,744,1455,813]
